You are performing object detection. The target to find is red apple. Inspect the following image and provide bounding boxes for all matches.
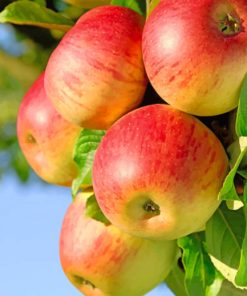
[142,0,247,116]
[17,73,81,186]
[44,5,147,129]
[93,104,229,240]
[60,192,177,296]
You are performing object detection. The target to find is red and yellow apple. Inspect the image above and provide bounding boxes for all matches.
[60,192,177,296]
[93,104,229,240]
[142,0,247,116]
[45,5,147,129]
[17,73,81,186]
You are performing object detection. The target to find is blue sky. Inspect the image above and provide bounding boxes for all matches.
[0,173,79,295]
[0,173,174,296]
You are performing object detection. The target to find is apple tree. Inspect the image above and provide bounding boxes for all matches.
[2,0,247,295]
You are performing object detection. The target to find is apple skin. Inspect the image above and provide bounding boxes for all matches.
[17,73,81,186]
[60,192,177,296]
[93,104,229,240]
[142,0,247,116]
[44,5,147,129]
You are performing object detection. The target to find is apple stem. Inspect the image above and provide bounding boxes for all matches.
[143,199,160,215]
[219,13,244,36]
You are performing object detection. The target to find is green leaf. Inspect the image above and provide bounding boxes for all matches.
[218,280,247,295]
[165,257,247,296]
[178,234,223,296]
[235,206,247,286]
[238,169,247,179]
[11,144,30,182]
[206,203,245,269]
[236,74,247,137]
[243,181,247,204]
[111,0,146,16]
[232,74,247,286]
[64,0,110,8]
[85,194,110,225]
[219,138,247,201]
[147,0,160,16]
[72,129,105,198]
[0,1,74,31]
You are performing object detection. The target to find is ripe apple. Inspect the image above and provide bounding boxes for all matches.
[93,104,229,240]
[142,0,247,116]
[44,5,147,129]
[17,73,81,186]
[60,192,177,296]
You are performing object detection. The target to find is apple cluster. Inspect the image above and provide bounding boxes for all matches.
[16,1,247,295]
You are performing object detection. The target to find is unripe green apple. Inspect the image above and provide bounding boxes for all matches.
[93,104,229,240]
[60,192,177,296]
[143,0,247,116]
[17,73,81,186]
[45,5,147,129]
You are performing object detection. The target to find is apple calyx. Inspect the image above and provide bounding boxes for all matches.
[219,13,244,36]
[143,199,160,218]
[26,134,36,144]
[71,274,96,289]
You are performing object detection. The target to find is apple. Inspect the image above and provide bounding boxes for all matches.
[93,104,229,240]
[44,5,147,129]
[60,192,177,296]
[142,0,247,116]
[17,73,81,186]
